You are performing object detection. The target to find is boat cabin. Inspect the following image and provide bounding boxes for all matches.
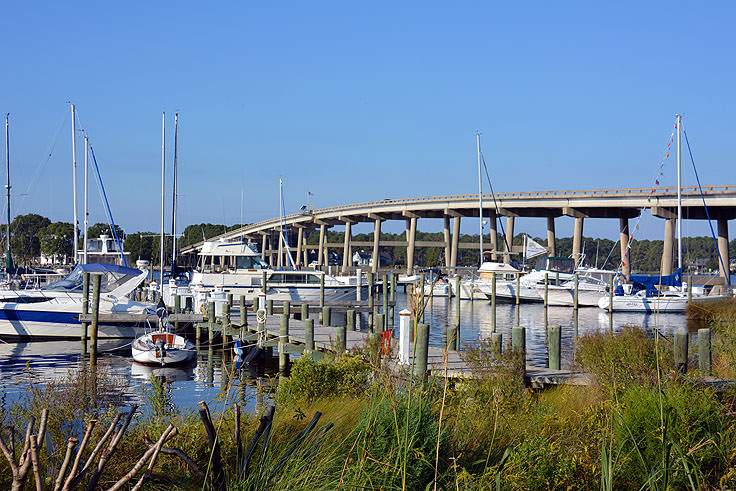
[197,241,269,273]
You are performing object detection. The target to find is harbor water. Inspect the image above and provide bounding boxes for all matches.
[0,290,694,414]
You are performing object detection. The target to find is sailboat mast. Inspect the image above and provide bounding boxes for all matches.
[160,112,166,291]
[676,114,682,272]
[476,132,483,266]
[171,112,178,275]
[5,114,11,270]
[83,135,89,264]
[71,103,78,264]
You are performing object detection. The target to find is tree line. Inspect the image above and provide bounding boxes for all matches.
[2,213,734,274]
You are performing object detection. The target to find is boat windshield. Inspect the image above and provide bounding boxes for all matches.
[43,264,142,294]
[235,256,268,270]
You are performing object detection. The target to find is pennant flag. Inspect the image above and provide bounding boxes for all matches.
[524,236,548,260]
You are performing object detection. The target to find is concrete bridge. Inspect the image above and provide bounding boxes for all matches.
[179,184,736,280]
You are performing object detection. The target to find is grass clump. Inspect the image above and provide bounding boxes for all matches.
[276,353,371,404]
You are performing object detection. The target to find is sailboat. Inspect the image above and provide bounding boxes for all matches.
[132,299,196,366]
[599,115,731,313]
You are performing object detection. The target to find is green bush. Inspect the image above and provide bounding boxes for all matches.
[277,353,371,403]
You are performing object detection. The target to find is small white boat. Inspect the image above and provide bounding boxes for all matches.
[132,330,196,366]
[132,300,196,366]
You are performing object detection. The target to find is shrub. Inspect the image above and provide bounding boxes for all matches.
[277,353,371,403]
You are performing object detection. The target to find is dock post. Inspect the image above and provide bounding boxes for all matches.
[227,292,233,310]
[544,273,549,307]
[208,301,216,345]
[336,324,346,354]
[398,309,411,364]
[574,274,579,310]
[279,314,289,375]
[548,325,561,370]
[89,273,101,364]
[511,326,526,379]
[301,303,309,321]
[688,279,693,303]
[698,328,711,377]
[367,272,374,330]
[323,306,331,327]
[319,274,325,310]
[81,272,90,354]
[414,322,429,379]
[674,332,689,374]
[491,274,497,332]
[390,272,397,302]
[491,332,502,356]
[356,268,362,301]
[382,273,388,332]
[239,295,247,329]
[261,271,267,293]
[283,300,290,318]
[515,273,520,305]
[304,318,314,360]
[447,321,457,351]
[174,294,181,331]
[267,299,273,316]
[347,309,355,331]
[608,274,614,314]
[222,302,231,354]
[375,313,384,334]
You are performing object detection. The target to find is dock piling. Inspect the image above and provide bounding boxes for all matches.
[414,322,429,379]
[81,273,90,354]
[698,328,712,377]
[279,314,289,375]
[491,274,497,332]
[208,301,216,344]
[398,309,411,364]
[336,324,346,354]
[239,295,246,329]
[267,299,273,316]
[574,274,579,310]
[90,274,101,364]
[548,325,561,370]
[304,318,314,359]
[301,303,309,321]
[322,306,331,327]
[674,332,689,374]
[347,309,355,331]
[491,332,502,356]
[283,300,290,318]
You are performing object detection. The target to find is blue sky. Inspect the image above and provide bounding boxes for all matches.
[2,1,734,241]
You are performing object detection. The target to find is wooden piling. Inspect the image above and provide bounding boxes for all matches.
[382,273,388,332]
[174,294,181,331]
[414,322,429,379]
[447,323,457,351]
[491,274,497,332]
[608,274,614,314]
[81,273,90,354]
[208,301,216,344]
[375,313,384,334]
[688,280,693,303]
[239,295,247,329]
[90,274,101,364]
[390,272,397,303]
[347,309,355,331]
[267,299,273,316]
[548,325,561,370]
[319,274,325,309]
[261,271,267,293]
[515,273,520,305]
[304,318,314,359]
[222,303,231,352]
[574,273,579,310]
[279,314,289,374]
[674,332,688,374]
[336,324,346,354]
[283,300,290,318]
[322,306,331,326]
[511,326,526,379]
[491,332,502,356]
[544,273,548,307]
[454,276,460,327]
[698,328,711,377]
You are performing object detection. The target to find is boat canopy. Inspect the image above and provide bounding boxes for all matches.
[478,262,520,274]
[627,268,682,296]
[43,263,147,298]
[199,241,260,257]
[535,257,575,274]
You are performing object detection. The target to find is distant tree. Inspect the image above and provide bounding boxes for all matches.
[124,232,156,261]
[178,223,230,248]
[37,222,74,264]
[9,214,51,265]
[87,222,125,240]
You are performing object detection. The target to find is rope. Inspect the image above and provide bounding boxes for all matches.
[479,150,511,256]
[683,127,731,287]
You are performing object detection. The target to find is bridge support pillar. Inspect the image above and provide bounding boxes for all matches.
[450,217,461,268]
[443,216,451,268]
[489,211,498,261]
[296,227,304,267]
[619,217,630,280]
[572,217,584,265]
[546,216,556,257]
[261,234,267,262]
[372,219,382,272]
[504,216,515,264]
[718,217,730,283]
[661,218,675,276]
[318,224,326,269]
[406,217,417,274]
[342,221,352,274]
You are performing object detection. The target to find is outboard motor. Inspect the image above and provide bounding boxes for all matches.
[155,337,167,365]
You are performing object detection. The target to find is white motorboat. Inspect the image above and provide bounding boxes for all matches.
[535,268,613,307]
[419,280,451,297]
[0,263,150,340]
[132,301,196,366]
[189,240,366,303]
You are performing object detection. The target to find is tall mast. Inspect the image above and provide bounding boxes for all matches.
[676,114,682,273]
[476,132,483,266]
[5,114,11,270]
[160,112,166,291]
[279,178,284,268]
[83,134,89,264]
[71,103,78,264]
[171,112,178,275]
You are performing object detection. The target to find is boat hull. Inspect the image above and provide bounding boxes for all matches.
[132,332,197,366]
[598,293,731,313]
